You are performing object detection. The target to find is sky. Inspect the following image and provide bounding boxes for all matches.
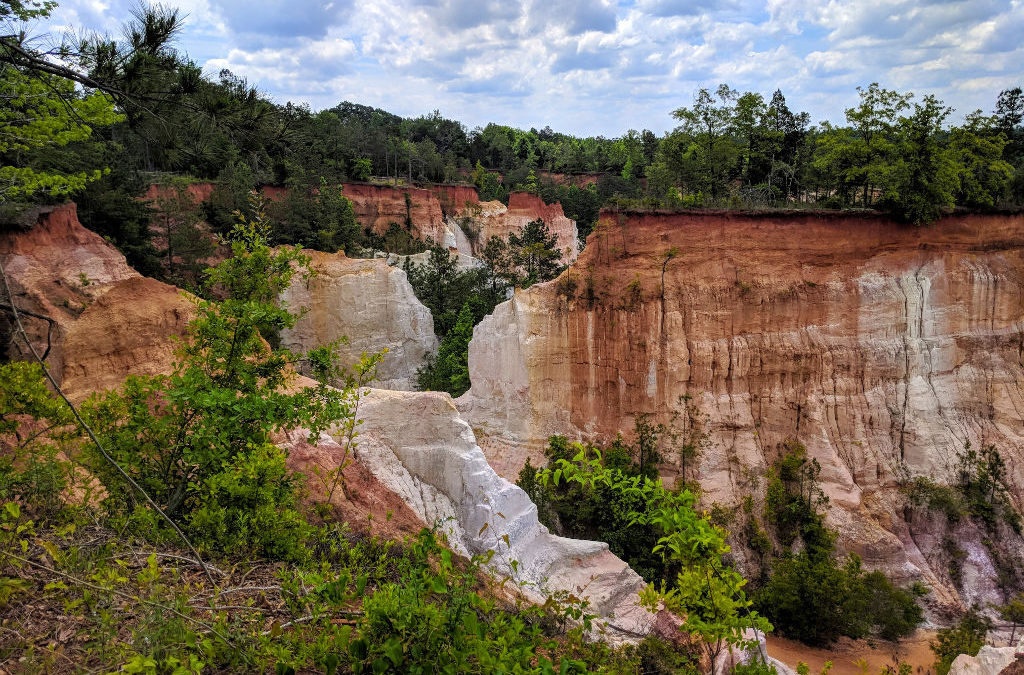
[44,0,1024,137]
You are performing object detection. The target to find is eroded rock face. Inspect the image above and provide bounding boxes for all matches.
[280,251,438,390]
[355,388,655,643]
[0,203,139,379]
[470,193,579,265]
[385,250,482,271]
[949,642,1021,675]
[459,209,1024,612]
[61,277,195,399]
[277,428,427,540]
[339,185,578,266]
[142,182,216,204]
[430,184,480,217]
[341,183,448,244]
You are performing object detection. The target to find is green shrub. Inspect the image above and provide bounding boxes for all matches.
[755,442,924,646]
[0,362,76,521]
[349,529,591,674]
[618,635,702,675]
[755,552,862,646]
[762,443,831,556]
[860,571,927,641]
[78,197,364,558]
[905,476,965,523]
[417,302,474,397]
[518,433,672,582]
[535,443,772,668]
[931,608,992,675]
[955,444,1021,534]
[188,443,311,560]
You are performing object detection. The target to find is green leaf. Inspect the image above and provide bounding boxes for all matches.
[349,638,368,661]
[383,637,404,666]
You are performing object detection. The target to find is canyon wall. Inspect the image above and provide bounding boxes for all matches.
[143,182,216,204]
[279,251,438,390]
[469,192,579,265]
[341,184,578,265]
[137,181,578,266]
[429,184,480,216]
[340,183,449,245]
[0,204,140,381]
[354,388,656,643]
[459,208,1024,613]
[538,171,603,188]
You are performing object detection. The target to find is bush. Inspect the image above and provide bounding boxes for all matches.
[188,443,311,560]
[755,442,924,646]
[905,476,965,523]
[531,442,772,667]
[350,528,591,674]
[931,608,992,675]
[0,362,76,521]
[79,196,363,557]
[417,302,474,397]
[518,432,672,582]
[755,552,862,646]
[955,443,1021,534]
[268,176,362,253]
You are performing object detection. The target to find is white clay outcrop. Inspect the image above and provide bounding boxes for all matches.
[354,388,655,643]
[280,251,438,390]
[948,640,1022,675]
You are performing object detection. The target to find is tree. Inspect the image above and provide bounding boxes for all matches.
[890,94,958,224]
[845,83,912,207]
[732,91,767,187]
[269,176,361,253]
[473,161,507,203]
[762,90,810,199]
[479,235,517,301]
[350,156,372,181]
[81,196,361,558]
[671,84,740,200]
[533,443,771,674]
[997,592,1024,645]
[1,2,185,113]
[404,246,465,337]
[75,160,163,277]
[417,302,474,397]
[949,112,1013,208]
[0,65,122,203]
[995,87,1024,164]
[994,87,1024,203]
[508,219,563,287]
[814,84,911,208]
[755,443,924,646]
[153,181,214,288]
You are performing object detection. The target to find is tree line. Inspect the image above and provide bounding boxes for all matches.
[4,0,1022,264]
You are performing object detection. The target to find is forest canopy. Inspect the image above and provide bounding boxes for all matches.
[1,0,1022,232]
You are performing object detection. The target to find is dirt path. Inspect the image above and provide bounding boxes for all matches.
[766,631,936,675]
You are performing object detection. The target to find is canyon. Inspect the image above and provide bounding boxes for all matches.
[459,208,1024,616]
[4,193,1024,656]
[341,182,578,265]
[0,201,651,643]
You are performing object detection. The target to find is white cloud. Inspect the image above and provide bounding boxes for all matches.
[43,0,1024,135]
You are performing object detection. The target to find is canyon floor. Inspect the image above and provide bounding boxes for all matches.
[767,631,937,675]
